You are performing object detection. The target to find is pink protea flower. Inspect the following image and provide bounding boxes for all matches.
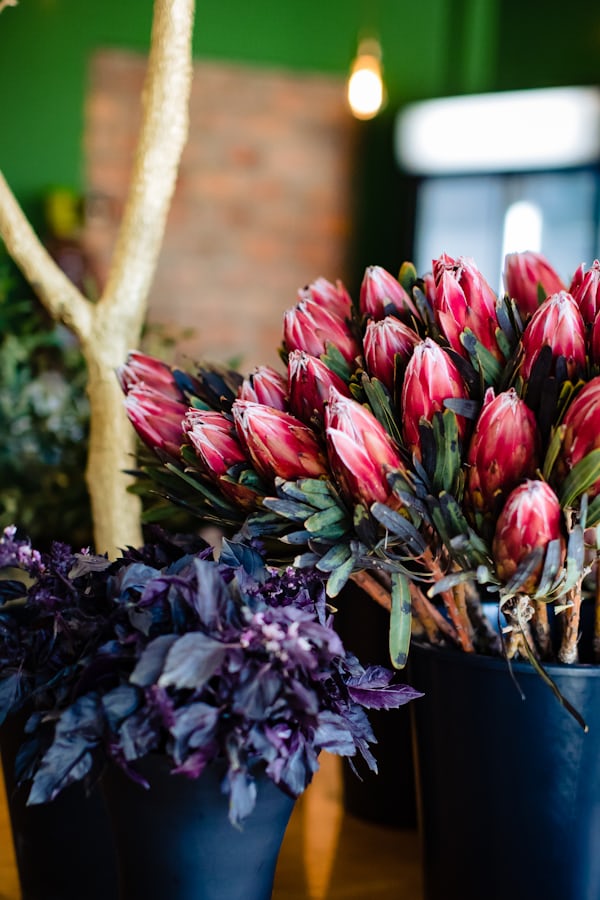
[239,366,288,411]
[492,480,564,593]
[123,386,188,461]
[231,400,327,483]
[401,338,470,462]
[183,409,247,477]
[592,312,600,367]
[432,253,504,362]
[359,266,421,323]
[569,259,600,327]
[117,350,185,403]
[300,276,354,321]
[287,350,350,426]
[554,375,600,499]
[325,387,407,509]
[363,316,420,395]
[283,297,360,367]
[504,251,566,319]
[464,388,540,520]
[520,291,586,382]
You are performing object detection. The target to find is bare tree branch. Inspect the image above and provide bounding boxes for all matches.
[0,0,196,555]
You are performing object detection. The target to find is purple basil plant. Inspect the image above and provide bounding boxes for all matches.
[0,526,421,825]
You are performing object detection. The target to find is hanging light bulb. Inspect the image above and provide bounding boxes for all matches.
[347,36,385,121]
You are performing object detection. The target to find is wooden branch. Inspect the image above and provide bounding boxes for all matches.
[0,173,93,340]
[0,0,196,556]
[100,0,195,332]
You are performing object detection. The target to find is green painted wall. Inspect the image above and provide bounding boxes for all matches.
[0,0,467,203]
[0,0,599,206]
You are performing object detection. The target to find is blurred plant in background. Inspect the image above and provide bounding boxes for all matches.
[0,248,93,549]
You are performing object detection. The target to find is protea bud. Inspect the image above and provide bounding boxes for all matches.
[432,254,504,362]
[592,312,600,367]
[401,338,469,461]
[287,350,350,427]
[359,265,421,323]
[363,316,420,395]
[123,386,187,461]
[283,297,360,366]
[325,388,406,508]
[301,276,353,321]
[520,291,586,382]
[492,480,564,593]
[184,409,247,477]
[231,400,327,483]
[554,375,600,499]
[117,351,185,403]
[239,366,288,410]
[504,251,566,320]
[183,409,261,508]
[464,388,540,520]
[569,259,600,327]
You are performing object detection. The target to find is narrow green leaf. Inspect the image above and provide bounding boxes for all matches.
[325,555,355,597]
[305,504,347,534]
[316,542,353,573]
[542,425,566,481]
[559,449,600,508]
[370,503,427,555]
[389,572,412,669]
[261,498,316,522]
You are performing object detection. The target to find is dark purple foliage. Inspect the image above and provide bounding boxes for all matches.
[0,526,422,826]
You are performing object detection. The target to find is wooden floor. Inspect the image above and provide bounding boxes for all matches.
[0,753,422,900]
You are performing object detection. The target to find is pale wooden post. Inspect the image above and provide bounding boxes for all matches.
[0,0,195,555]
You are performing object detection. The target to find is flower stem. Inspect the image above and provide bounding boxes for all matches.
[558,583,582,664]
[532,599,553,660]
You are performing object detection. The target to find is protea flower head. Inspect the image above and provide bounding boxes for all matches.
[283,296,360,367]
[183,409,263,508]
[239,366,288,410]
[363,316,420,395]
[432,253,504,362]
[464,388,540,520]
[117,350,185,403]
[183,409,248,477]
[301,276,353,321]
[359,266,421,323]
[554,375,600,499]
[287,350,350,426]
[123,386,188,461]
[325,387,407,509]
[592,312,600,368]
[401,338,470,461]
[492,480,564,593]
[231,400,328,483]
[520,291,586,382]
[569,259,600,327]
[504,251,566,319]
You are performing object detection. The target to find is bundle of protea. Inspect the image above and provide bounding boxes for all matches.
[118,252,600,698]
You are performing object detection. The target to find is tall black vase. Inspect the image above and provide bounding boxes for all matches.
[409,642,600,900]
[0,713,118,900]
[102,756,296,900]
[335,582,416,827]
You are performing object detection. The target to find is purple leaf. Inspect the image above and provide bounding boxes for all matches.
[158,633,227,690]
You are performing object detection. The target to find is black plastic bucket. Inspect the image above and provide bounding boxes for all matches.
[409,642,600,900]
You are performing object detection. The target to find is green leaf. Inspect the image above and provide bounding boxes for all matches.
[558,449,600,509]
[431,409,462,495]
[542,425,565,481]
[360,374,403,446]
[533,539,564,598]
[389,572,412,669]
[304,504,348,535]
[316,542,353,573]
[370,503,427,555]
[398,261,417,292]
[321,342,352,381]
[261,498,316,522]
[587,494,600,527]
[325,554,355,597]
[461,329,503,386]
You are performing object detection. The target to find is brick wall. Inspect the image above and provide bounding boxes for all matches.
[83,50,357,374]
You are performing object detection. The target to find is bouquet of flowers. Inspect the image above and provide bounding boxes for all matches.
[118,252,600,721]
[0,526,418,825]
